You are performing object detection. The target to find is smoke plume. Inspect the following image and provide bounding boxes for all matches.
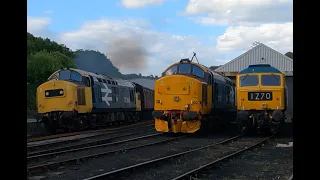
[107,37,147,70]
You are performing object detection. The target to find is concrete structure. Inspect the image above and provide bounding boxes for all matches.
[215,43,293,118]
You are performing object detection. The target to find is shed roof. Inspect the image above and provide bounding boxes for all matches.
[215,43,293,73]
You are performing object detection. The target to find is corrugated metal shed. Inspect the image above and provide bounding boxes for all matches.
[215,43,293,75]
[215,42,293,120]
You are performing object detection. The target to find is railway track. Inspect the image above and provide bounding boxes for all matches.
[27,120,153,143]
[171,136,273,180]
[27,123,154,152]
[27,133,188,175]
[27,127,156,157]
[81,135,272,180]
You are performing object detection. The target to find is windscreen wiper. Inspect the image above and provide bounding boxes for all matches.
[271,73,280,84]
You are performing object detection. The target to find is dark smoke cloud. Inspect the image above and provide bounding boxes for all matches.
[107,37,148,70]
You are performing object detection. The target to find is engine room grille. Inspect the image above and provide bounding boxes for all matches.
[77,87,86,105]
[202,84,207,106]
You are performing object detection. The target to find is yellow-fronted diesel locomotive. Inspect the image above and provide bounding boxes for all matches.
[37,68,154,133]
[153,56,237,134]
[236,64,287,134]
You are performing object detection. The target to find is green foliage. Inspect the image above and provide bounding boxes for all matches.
[27,50,75,84]
[285,52,293,59]
[50,51,76,68]
[27,84,37,110]
[27,33,75,114]
[27,32,74,58]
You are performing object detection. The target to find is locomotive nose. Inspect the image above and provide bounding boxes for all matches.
[155,76,201,112]
[37,80,77,113]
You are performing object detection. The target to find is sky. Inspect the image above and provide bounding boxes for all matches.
[27,0,293,76]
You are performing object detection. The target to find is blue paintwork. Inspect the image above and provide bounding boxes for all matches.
[91,81,136,112]
[211,79,236,110]
[238,64,283,74]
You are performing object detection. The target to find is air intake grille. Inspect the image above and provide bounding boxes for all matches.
[202,84,207,106]
[77,87,86,105]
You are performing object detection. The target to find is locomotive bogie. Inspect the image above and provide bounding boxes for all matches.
[237,109,285,134]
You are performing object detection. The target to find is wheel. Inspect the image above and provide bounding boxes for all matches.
[237,117,247,134]
[44,117,57,134]
[273,119,286,136]
[199,116,210,136]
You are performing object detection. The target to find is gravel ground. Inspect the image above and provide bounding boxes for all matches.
[29,130,238,180]
[27,124,154,152]
[198,137,293,180]
[125,137,266,180]
[197,123,293,180]
[28,131,163,167]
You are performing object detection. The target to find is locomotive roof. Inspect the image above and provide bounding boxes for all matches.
[238,64,283,74]
[165,59,233,83]
[199,64,233,83]
[50,68,136,88]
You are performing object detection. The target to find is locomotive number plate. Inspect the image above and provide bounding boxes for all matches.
[248,92,272,101]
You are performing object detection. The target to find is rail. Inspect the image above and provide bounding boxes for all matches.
[171,136,273,180]
[27,132,162,160]
[27,120,153,143]
[27,134,187,175]
[81,135,244,180]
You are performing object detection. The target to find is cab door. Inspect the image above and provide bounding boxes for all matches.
[135,92,141,111]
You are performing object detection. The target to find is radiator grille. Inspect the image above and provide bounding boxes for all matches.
[202,84,207,106]
[77,87,86,105]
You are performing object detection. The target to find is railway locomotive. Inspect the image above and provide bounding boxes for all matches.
[37,68,154,133]
[153,54,237,134]
[236,64,287,134]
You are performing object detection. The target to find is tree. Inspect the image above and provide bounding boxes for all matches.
[27,32,77,112]
[285,52,293,59]
[27,50,65,84]
[27,32,74,58]
[50,51,76,68]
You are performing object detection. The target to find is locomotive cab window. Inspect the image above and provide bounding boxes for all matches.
[261,75,281,86]
[178,63,192,74]
[192,65,205,78]
[59,70,83,82]
[71,71,82,82]
[48,72,59,81]
[164,65,178,76]
[163,63,205,79]
[240,75,259,87]
[59,70,71,80]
